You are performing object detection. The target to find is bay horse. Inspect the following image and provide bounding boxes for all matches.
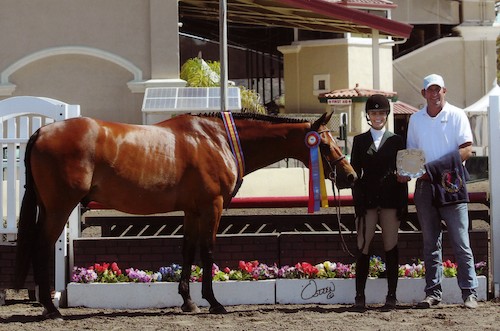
[14,112,357,318]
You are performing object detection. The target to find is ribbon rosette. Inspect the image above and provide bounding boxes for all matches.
[305,132,328,213]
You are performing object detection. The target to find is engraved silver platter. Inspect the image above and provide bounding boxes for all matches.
[397,149,426,178]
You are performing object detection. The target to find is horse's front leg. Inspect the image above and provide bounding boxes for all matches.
[200,238,226,314]
[199,199,227,314]
[179,227,200,313]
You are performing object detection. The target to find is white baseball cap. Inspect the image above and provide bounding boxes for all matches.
[423,74,445,90]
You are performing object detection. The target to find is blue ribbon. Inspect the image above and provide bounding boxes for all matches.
[305,132,321,213]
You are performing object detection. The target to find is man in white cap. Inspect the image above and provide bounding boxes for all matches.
[406,74,479,309]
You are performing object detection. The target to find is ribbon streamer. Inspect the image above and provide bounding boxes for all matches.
[305,132,328,213]
[318,155,329,208]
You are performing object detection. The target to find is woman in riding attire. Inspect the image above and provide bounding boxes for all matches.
[350,94,408,309]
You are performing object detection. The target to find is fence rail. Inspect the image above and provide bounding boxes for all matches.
[83,191,489,237]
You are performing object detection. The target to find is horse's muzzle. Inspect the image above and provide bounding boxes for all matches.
[334,173,357,190]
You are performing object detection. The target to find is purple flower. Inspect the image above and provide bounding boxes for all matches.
[71,267,98,283]
[159,264,182,282]
[126,268,153,283]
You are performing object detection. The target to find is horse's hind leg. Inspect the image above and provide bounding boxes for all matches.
[34,240,61,319]
[179,214,200,313]
[33,209,66,320]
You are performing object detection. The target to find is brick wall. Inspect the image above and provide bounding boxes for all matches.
[72,231,489,271]
[0,245,17,287]
[72,235,280,271]
[0,245,53,290]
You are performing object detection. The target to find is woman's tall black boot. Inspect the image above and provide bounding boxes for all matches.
[355,253,370,309]
[385,246,399,309]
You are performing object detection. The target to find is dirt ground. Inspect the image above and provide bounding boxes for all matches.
[1,180,498,330]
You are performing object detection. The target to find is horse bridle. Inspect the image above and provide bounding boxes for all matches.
[315,128,354,258]
[316,129,346,182]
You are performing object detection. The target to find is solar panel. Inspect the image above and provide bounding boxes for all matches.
[141,87,241,113]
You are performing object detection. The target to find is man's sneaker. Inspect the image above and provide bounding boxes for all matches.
[416,295,441,309]
[464,295,478,309]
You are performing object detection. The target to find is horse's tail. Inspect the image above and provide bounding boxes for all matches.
[14,130,40,290]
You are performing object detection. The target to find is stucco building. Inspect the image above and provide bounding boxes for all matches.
[0,0,498,133]
[0,0,182,124]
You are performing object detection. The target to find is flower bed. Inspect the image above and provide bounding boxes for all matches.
[67,258,488,309]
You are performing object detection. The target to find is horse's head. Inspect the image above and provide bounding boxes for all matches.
[311,113,357,189]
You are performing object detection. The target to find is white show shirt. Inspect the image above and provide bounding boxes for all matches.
[370,127,385,150]
[406,102,473,163]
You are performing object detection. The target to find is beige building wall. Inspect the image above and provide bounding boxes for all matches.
[392,0,498,110]
[279,37,395,145]
[394,38,465,109]
[347,40,394,92]
[0,0,184,124]
[2,0,496,124]
[392,0,460,24]
[10,54,143,123]
[394,29,499,110]
[460,0,497,23]
[279,38,394,115]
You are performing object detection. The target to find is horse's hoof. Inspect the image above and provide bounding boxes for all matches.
[181,302,201,313]
[42,309,64,320]
[209,305,228,314]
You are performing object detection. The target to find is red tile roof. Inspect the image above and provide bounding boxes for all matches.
[319,84,397,99]
[318,86,418,115]
[393,100,418,115]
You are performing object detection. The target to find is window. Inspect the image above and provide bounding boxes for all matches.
[313,74,330,96]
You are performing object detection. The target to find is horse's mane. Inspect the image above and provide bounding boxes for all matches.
[197,112,308,124]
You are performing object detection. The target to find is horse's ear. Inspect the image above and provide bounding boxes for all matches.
[311,112,332,131]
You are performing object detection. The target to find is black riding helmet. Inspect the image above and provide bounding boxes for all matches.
[365,94,390,122]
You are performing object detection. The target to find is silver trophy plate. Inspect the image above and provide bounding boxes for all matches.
[397,149,426,178]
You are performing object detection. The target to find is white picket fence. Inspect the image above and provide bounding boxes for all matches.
[0,96,80,305]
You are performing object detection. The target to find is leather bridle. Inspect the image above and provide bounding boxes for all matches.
[315,128,354,257]
[316,129,346,182]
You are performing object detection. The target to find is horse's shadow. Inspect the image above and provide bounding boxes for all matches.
[1,309,181,323]
[224,304,415,315]
[64,310,182,321]
[1,304,414,323]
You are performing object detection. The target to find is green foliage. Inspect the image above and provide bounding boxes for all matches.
[239,86,266,114]
[180,57,266,114]
[180,58,220,87]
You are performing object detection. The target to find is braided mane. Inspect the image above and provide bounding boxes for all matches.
[197,112,308,124]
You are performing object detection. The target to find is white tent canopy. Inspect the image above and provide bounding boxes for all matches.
[464,83,500,113]
[463,83,500,155]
